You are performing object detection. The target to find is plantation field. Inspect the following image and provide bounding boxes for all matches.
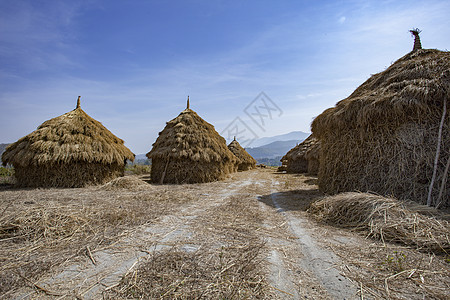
[0,169,449,299]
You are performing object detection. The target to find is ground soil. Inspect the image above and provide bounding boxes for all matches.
[0,169,449,299]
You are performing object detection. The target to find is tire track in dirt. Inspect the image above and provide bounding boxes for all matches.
[267,177,357,300]
[12,177,259,300]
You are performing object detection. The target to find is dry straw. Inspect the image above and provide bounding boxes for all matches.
[280,134,320,175]
[2,97,134,187]
[227,137,257,171]
[99,175,151,191]
[311,49,450,207]
[309,192,450,253]
[147,98,238,184]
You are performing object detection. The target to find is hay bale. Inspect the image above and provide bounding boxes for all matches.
[147,98,238,184]
[312,49,450,207]
[281,135,320,175]
[1,97,135,188]
[227,138,257,171]
[100,176,151,191]
[308,192,450,253]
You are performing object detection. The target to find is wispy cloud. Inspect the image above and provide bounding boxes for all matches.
[1,0,449,153]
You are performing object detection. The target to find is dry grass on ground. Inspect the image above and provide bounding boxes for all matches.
[308,192,450,253]
[0,178,196,296]
[308,192,450,299]
[105,192,273,299]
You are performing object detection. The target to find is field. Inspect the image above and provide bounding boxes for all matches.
[1,169,449,299]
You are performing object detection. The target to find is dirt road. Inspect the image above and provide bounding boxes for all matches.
[6,169,447,299]
[6,169,361,299]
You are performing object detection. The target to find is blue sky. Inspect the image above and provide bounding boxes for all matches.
[1,0,449,153]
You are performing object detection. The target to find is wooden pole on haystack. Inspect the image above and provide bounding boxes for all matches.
[427,71,449,207]
[410,28,422,52]
[187,96,190,109]
[76,96,81,109]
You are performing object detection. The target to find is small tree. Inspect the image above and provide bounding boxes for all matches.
[409,28,422,51]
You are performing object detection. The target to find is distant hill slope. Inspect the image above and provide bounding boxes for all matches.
[246,140,303,159]
[248,131,310,148]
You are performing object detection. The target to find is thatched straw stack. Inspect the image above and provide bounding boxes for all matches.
[227,137,257,171]
[1,97,135,187]
[312,49,450,207]
[309,192,450,253]
[280,135,320,175]
[147,99,238,184]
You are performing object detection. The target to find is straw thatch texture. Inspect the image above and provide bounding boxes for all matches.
[312,49,449,207]
[228,139,257,171]
[309,192,449,253]
[147,108,238,183]
[280,135,320,175]
[2,105,135,187]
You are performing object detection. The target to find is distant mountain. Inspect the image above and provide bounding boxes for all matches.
[133,131,309,166]
[245,140,301,160]
[246,131,310,148]
[135,154,148,160]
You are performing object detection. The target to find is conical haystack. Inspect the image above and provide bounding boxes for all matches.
[280,135,320,175]
[227,137,257,171]
[312,49,449,207]
[147,99,238,184]
[2,97,135,187]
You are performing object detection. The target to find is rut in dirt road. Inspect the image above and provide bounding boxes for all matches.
[267,178,357,299]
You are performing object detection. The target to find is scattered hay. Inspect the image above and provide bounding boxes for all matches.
[104,242,267,299]
[308,192,450,253]
[100,175,151,191]
[0,187,196,295]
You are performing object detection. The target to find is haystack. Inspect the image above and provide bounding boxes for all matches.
[227,137,257,171]
[1,97,135,187]
[280,135,320,175]
[147,98,238,184]
[312,48,449,207]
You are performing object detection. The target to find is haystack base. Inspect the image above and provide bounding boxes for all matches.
[286,159,308,173]
[13,162,125,188]
[151,158,236,184]
[237,163,254,171]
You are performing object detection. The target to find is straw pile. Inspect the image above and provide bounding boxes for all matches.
[100,175,151,191]
[309,192,450,253]
[311,49,450,207]
[280,135,320,175]
[147,100,237,184]
[1,97,134,187]
[227,137,257,171]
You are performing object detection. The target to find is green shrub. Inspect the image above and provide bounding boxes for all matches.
[126,165,151,175]
[0,167,14,177]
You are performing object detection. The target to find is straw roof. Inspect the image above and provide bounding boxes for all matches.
[280,135,319,174]
[227,138,257,171]
[2,97,135,187]
[147,100,238,183]
[2,99,134,167]
[311,49,449,207]
[312,49,449,136]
